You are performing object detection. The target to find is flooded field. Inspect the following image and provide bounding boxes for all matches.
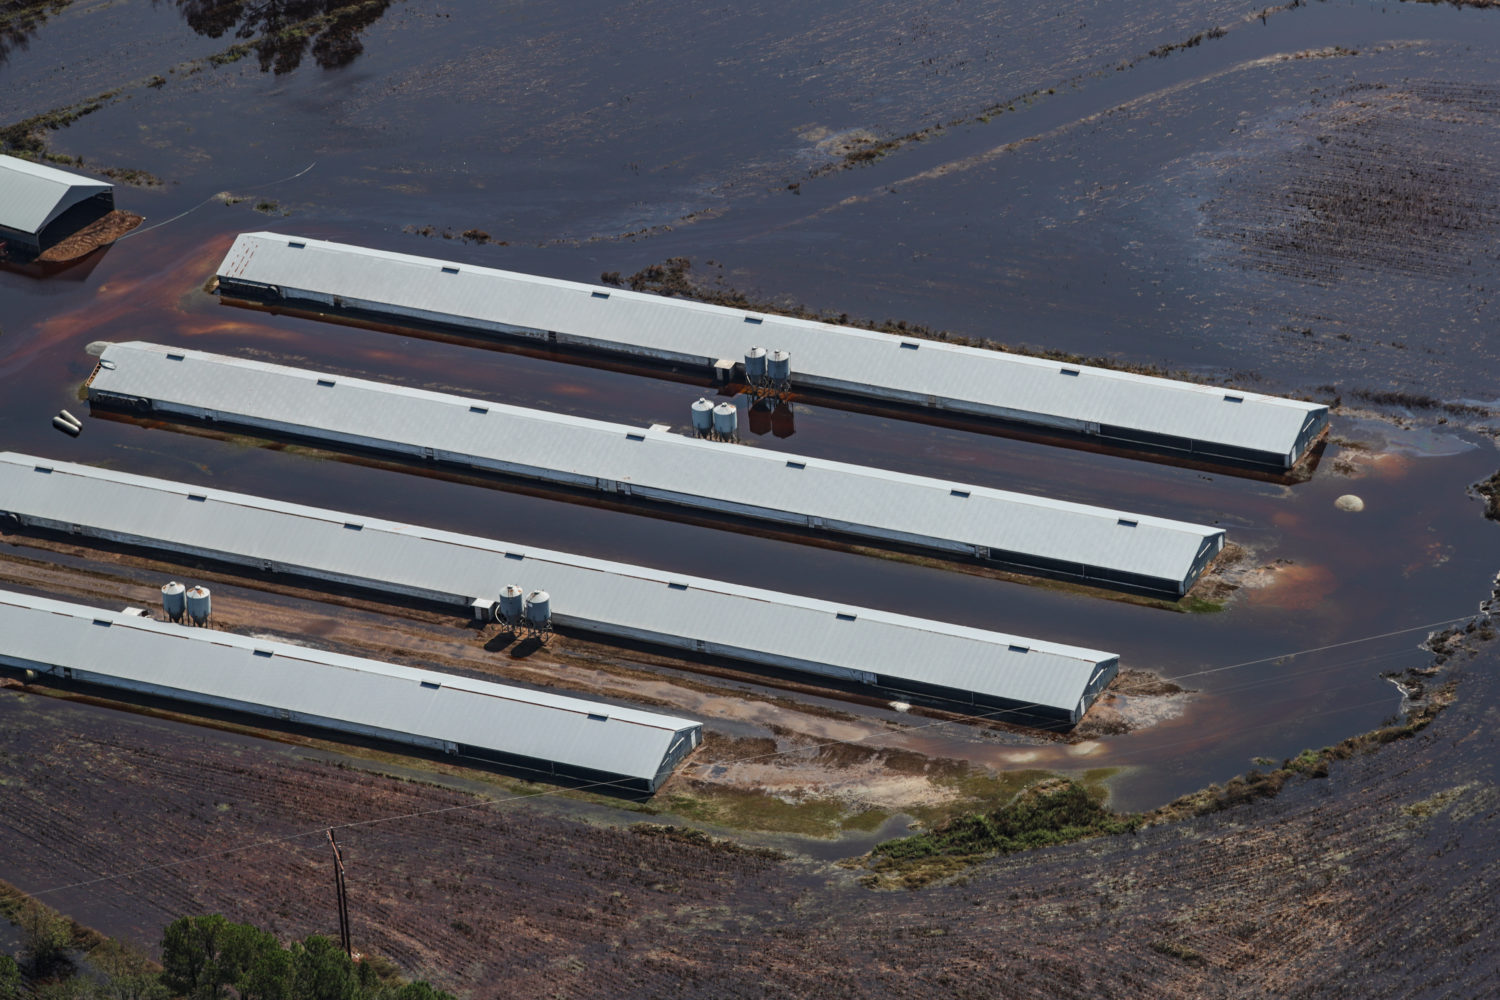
[5,0,1500,993]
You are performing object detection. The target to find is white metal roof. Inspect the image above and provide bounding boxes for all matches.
[0,587,699,784]
[87,342,1224,591]
[0,154,112,235]
[0,453,1118,715]
[218,232,1328,464]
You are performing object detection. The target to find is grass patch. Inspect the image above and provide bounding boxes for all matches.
[859,778,1140,889]
[0,90,121,157]
[855,680,1458,891]
[209,43,254,67]
[649,786,881,838]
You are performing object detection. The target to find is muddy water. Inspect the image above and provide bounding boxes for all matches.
[4,0,1500,814]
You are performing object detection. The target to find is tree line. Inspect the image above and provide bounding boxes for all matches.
[2,903,455,1000]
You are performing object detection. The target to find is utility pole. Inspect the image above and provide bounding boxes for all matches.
[327,829,352,958]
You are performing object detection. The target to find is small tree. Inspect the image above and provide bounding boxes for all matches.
[19,898,74,978]
[0,955,23,1000]
[91,939,169,1000]
[236,937,292,1000]
[161,914,246,1000]
[386,982,456,1000]
[290,936,357,1000]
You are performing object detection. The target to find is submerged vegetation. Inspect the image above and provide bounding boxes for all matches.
[1471,470,1500,521]
[0,90,120,158]
[174,0,398,75]
[0,0,75,67]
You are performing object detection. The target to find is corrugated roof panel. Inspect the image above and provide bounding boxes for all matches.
[0,453,1118,716]
[0,154,113,235]
[217,232,1328,465]
[86,342,1224,592]
[0,588,698,784]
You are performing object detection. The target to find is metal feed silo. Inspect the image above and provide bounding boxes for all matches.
[185,586,212,626]
[767,350,791,386]
[524,590,551,631]
[498,584,525,627]
[690,397,714,435]
[161,581,186,621]
[744,347,767,383]
[712,402,738,438]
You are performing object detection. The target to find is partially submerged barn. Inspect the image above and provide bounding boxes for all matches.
[83,342,1226,596]
[216,231,1330,470]
[0,587,702,792]
[0,452,1120,725]
[0,154,120,259]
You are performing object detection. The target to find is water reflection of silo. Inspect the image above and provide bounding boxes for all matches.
[747,402,772,437]
[771,402,796,439]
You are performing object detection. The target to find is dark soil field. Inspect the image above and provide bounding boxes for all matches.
[7,0,1500,994]
[4,633,1499,998]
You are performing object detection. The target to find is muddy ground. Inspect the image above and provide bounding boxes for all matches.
[2,634,1496,998]
[0,526,1148,835]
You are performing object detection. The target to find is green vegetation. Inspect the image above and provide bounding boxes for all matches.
[0,955,19,1000]
[0,91,121,158]
[209,44,253,68]
[652,785,887,838]
[159,915,451,1000]
[98,166,164,188]
[857,682,1459,890]
[863,779,1140,888]
[0,903,452,1000]
[16,898,72,978]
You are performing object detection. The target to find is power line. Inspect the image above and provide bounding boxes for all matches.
[119,161,317,241]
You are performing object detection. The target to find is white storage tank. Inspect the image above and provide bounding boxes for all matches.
[690,397,715,435]
[498,584,525,627]
[712,402,738,438]
[744,347,767,382]
[185,585,212,626]
[767,349,791,384]
[524,590,551,631]
[161,581,186,621]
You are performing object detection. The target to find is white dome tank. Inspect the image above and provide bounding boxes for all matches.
[498,584,525,626]
[690,397,715,435]
[185,586,212,626]
[161,581,186,621]
[744,347,768,382]
[767,350,791,383]
[524,590,551,629]
[712,402,738,437]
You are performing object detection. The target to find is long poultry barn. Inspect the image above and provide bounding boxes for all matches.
[0,453,1120,726]
[83,342,1226,597]
[216,231,1330,470]
[0,588,701,792]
